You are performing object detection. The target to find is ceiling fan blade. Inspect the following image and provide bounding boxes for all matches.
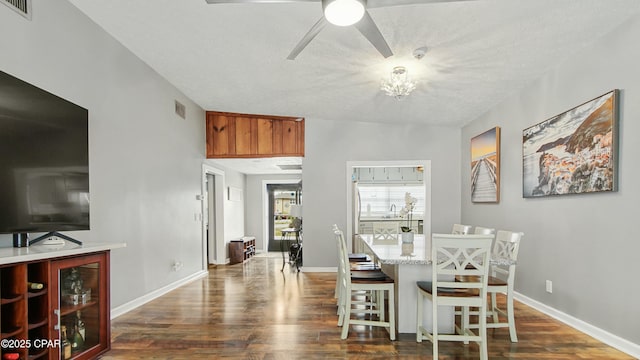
[205,0,317,4]
[367,0,476,9]
[287,16,327,60]
[353,10,393,58]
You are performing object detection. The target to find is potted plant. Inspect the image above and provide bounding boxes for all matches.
[399,192,417,243]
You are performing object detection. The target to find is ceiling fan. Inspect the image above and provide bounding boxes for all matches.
[204,0,469,60]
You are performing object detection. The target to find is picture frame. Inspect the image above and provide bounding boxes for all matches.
[522,90,619,198]
[471,126,501,203]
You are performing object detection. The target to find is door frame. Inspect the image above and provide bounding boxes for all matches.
[202,164,225,267]
[262,179,301,253]
[345,160,432,253]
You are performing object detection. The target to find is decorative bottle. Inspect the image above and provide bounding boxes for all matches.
[61,325,72,359]
[76,310,86,341]
[71,322,85,353]
[27,281,44,290]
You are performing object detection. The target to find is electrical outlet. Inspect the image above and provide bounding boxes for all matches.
[545,280,553,293]
[172,261,183,272]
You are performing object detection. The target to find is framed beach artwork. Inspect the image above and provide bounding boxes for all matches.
[471,127,500,203]
[522,90,619,198]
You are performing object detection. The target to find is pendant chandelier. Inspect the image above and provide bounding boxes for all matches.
[380,66,417,100]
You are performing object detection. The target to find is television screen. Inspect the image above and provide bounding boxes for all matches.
[0,70,89,235]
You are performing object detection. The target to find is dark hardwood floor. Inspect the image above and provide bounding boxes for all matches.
[100,254,632,359]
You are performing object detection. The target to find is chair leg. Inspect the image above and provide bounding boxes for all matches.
[337,294,345,327]
[378,290,385,322]
[479,303,488,360]
[341,294,351,339]
[388,286,396,341]
[490,292,499,323]
[416,291,423,342]
[507,291,518,342]
[462,306,470,344]
[432,294,439,360]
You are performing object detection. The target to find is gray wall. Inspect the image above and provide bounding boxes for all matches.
[0,1,206,308]
[461,14,640,345]
[302,118,460,268]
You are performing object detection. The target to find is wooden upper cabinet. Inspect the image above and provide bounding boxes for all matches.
[256,118,274,155]
[206,114,231,156]
[206,111,304,158]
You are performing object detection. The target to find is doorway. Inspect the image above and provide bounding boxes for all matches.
[266,183,301,252]
[202,164,225,267]
[346,160,431,253]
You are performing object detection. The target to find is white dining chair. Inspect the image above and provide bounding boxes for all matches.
[463,230,523,343]
[416,233,493,360]
[485,230,523,342]
[473,226,495,236]
[452,224,473,234]
[334,227,396,340]
[372,222,399,241]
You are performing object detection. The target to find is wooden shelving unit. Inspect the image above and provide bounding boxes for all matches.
[229,237,256,264]
[0,251,111,360]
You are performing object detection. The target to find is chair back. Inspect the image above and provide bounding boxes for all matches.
[372,222,399,241]
[491,230,523,282]
[431,234,493,305]
[333,225,351,288]
[451,224,473,234]
[473,226,495,236]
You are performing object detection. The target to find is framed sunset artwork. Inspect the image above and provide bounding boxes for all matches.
[471,127,500,203]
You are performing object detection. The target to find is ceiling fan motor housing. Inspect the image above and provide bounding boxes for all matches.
[322,0,366,27]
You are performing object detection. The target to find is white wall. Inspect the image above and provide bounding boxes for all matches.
[302,118,460,268]
[0,1,205,308]
[461,14,640,347]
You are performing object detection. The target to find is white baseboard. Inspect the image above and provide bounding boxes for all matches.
[301,267,336,273]
[110,270,208,319]
[515,292,640,358]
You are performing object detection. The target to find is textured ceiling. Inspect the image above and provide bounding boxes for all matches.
[66,0,640,173]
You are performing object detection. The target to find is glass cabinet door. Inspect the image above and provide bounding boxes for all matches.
[50,252,108,360]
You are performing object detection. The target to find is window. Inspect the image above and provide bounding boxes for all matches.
[358,184,424,217]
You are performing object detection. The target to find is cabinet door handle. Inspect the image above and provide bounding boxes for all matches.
[54,309,61,330]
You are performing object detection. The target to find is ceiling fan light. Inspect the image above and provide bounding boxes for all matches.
[323,0,365,27]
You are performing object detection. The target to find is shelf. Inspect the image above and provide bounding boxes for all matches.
[60,300,97,317]
[229,237,256,264]
[1,325,24,339]
[1,251,111,360]
[28,318,48,330]
[0,293,23,305]
[27,288,47,298]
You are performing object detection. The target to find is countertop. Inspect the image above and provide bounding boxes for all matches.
[0,241,127,265]
[359,233,431,265]
[359,217,423,221]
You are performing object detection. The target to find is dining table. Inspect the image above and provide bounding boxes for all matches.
[356,233,454,335]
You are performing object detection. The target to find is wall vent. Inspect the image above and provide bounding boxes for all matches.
[174,100,186,119]
[277,164,302,171]
[1,0,32,20]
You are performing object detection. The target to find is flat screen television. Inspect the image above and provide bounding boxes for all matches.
[0,70,89,245]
